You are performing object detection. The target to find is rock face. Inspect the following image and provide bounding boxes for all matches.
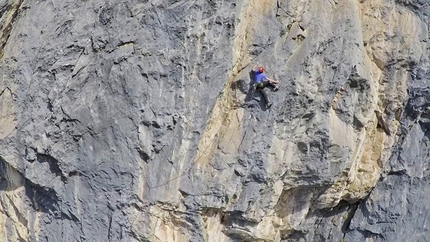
[0,0,429,241]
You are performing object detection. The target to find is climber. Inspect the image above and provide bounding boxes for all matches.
[251,64,279,108]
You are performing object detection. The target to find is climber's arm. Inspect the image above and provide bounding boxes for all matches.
[266,77,279,84]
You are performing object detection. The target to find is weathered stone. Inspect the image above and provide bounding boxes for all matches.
[0,0,429,241]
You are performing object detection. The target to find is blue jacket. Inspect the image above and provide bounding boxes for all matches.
[253,71,267,84]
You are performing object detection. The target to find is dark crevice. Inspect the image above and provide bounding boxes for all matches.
[68,171,81,177]
[387,169,407,176]
[352,115,364,129]
[61,210,80,222]
[47,98,54,112]
[375,110,391,135]
[138,149,150,162]
[302,112,316,120]
[178,189,191,197]
[107,215,113,241]
[36,153,63,177]
[341,201,360,234]
[233,169,243,177]
[60,106,81,123]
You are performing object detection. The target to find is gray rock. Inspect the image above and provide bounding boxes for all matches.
[0,0,429,241]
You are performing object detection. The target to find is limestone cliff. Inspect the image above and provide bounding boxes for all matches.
[0,0,429,241]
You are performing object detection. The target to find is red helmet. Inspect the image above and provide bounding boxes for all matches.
[258,67,264,73]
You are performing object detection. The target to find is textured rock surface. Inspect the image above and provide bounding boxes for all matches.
[0,0,429,241]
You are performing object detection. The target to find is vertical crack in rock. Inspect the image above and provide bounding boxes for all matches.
[341,201,360,238]
[0,0,23,60]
